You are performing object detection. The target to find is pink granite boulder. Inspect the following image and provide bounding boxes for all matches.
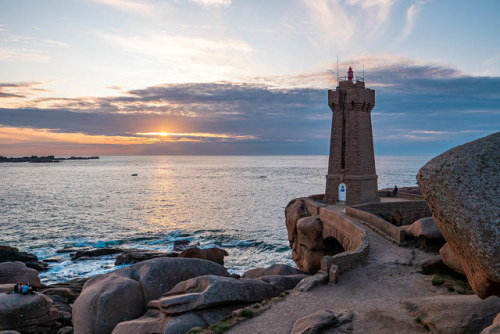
[417,132,500,298]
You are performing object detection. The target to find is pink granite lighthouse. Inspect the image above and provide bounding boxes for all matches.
[325,67,378,205]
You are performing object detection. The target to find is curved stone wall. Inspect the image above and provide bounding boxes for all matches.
[285,197,369,274]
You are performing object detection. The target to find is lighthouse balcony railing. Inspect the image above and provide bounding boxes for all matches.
[337,76,365,83]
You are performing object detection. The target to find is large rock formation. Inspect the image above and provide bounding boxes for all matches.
[71,247,123,261]
[417,132,500,298]
[0,262,41,288]
[0,246,48,271]
[178,247,228,266]
[404,295,500,334]
[285,199,340,273]
[72,257,229,334]
[113,273,305,333]
[149,275,282,314]
[112,305,240,334]
[242,264,305,278]
[114,249,177,265]
[0,292,59,333]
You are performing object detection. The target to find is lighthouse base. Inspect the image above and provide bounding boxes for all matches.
[325,173,379,205]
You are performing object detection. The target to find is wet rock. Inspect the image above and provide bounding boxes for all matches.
[173,239,199,252]
[404,295,500,334]
[115,249,177,265]
[56,247,91,254]
[440,243,465,274]
[71,247,123,261]
[417,132,500,298]
[0,246,48,271]
[0,292,59,333]
[149,275,281,315]
[178,247,228,266]
[291,309,353,334]
[242,264,305,278]
[43,256,63,263]
[72,257,229,334]
[0,262,41,288]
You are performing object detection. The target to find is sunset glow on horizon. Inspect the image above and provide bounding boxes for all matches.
[1,1,498,155]
[136,132,256,140]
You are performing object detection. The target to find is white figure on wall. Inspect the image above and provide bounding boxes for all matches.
[338,183,346,202]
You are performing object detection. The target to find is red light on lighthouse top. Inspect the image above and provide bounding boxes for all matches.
[347,67,353,81]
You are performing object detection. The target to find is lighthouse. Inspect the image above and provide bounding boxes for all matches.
[325,67,378,205]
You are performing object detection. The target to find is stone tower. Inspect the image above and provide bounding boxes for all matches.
[325,67,378,205]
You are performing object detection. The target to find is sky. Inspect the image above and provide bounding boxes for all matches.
[0,0,499,156]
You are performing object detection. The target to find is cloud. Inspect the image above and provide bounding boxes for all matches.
[398,1,425,43]
[94,31,255,82]
[187,0,232,8]
[0,47,50,63]
[0,126,156,145]
[88,0,157,16]
[0,82,51,99]
[294,0,398,48]
[0,58,498,155]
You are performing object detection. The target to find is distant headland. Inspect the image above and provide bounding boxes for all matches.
[0,155,99,163]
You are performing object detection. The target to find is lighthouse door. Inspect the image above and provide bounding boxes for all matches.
[338,183,346,202]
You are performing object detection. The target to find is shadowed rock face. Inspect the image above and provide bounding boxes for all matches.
[150,275,282,315]
[72,257,230,334]
[0,262,41,288]
[179,247,228,266]
[417,132,500,298]
[0,246,48,271]
[242,264,305,278]
[404,295,500,334]
[0,292,59,332]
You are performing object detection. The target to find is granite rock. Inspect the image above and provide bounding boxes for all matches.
[72,257,229,334]
[0,262,41,288]
[405,294,500,334]
[417,132,500,298]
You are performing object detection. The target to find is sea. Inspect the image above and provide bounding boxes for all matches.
[0,155,431,284]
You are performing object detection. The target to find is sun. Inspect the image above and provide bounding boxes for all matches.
[159,132,168,137]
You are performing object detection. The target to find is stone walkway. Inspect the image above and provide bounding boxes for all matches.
[226,212,450,334]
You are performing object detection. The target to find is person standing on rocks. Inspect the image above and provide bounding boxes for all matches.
[393,186,398,197]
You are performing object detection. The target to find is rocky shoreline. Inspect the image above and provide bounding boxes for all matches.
[1,133,498,333]
[0,243,309,334]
